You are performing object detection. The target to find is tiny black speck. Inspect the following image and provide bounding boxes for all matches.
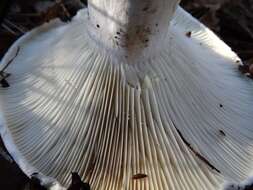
[186,31,192,38]
[219,104,223,108]
[219,130,226,136]
[96,24,100,28]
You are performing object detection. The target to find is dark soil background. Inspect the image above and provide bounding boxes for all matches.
[0,0,253,189]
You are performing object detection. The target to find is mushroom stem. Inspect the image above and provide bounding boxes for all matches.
[87,0,180,60]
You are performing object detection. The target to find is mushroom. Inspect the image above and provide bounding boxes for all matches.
[1,0,253,189]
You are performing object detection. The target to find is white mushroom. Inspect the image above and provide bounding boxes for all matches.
[1,0,253,189]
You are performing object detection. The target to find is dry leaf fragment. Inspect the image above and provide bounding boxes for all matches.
[132,173,148,180]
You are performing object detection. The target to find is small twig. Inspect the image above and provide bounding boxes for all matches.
[0,46,20,73]
[4,19,26,33]
[1,23,19,36]
[174,125,221,173]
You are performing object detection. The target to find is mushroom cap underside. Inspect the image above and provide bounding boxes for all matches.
[1,7,253,190]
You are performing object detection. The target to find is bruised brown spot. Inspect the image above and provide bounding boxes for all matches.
[132,173,148,180]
